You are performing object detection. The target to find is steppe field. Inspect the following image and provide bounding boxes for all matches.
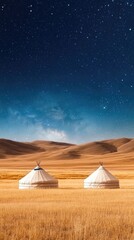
[0,137,134,240]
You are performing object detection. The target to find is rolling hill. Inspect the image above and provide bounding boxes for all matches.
[0,138,133,160]
[0,138,74,158]
[0,137,134,171]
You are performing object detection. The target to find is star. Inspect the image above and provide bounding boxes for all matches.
[1,5,5,11]
[0,0,133,142]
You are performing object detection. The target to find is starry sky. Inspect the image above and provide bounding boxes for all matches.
[0,0,134,143]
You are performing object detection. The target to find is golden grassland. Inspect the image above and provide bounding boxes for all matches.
[0,181,134,240]
[0,170,134,240]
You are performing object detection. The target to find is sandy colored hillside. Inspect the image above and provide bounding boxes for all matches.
[0,137,133,165]
[0,137,134,180]
[0,139,74,158]
[32,140,74,151]
[118,139,134,153]
[0,137,133,159]
[0,138,43,158]
[103,137,131,148]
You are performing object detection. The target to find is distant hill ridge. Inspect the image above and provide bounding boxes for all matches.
[0,137,133,159]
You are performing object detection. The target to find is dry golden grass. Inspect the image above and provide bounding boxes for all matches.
[0,164,134,240]
[0,180,134,240]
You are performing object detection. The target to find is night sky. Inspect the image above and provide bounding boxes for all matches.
[0,0,134,143]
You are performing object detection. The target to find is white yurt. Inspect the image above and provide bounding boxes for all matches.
[84,163,120,189]
[19,164,58,189]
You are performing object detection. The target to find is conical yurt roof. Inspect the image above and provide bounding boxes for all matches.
[84,164,119,189]
[19,164,58,189]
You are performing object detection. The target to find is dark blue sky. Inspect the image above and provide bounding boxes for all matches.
[0,0,134,143]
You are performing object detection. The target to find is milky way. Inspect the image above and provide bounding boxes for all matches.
[0,1,134,143]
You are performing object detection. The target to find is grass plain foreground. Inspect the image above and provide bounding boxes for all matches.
[0,177,134,240]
